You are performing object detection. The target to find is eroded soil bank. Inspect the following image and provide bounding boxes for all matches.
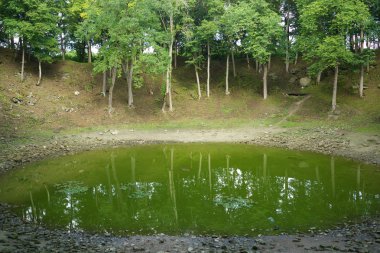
[0,126,379,252]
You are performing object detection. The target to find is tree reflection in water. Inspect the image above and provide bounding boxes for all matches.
[0,144,378,236]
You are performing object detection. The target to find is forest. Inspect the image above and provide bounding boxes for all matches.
[1,0,379,113]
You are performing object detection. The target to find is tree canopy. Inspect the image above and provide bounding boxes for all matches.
[0,0,378,111]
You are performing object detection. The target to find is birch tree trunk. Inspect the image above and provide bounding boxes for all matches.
[263,63,268,100]
[37,60,42,86]
[268,55,271,71]
[359,28,365,98]
[317,70,322,84]
[195,64,201,100]
[207,42,210,97]
[21,43,25,82]
[102,71,107,96]
[225,54,230,95]
[108,67,117,114]
[127,58,134,107]
[285,11,290,73]
[163,12,174,112]
[60,33,65,60]
[174,43,177,69]
[231,50,236,78]
[332,65,339,112]
[246,55,250,69]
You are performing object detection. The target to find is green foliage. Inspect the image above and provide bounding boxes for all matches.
[229,0,282,64]
[299,0,372,72]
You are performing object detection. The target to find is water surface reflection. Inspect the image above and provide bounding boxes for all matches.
[0,144,378,236]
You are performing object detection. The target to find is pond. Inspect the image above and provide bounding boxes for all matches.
[0,143,379,237]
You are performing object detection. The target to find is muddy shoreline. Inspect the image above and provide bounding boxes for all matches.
[0,126,379,252]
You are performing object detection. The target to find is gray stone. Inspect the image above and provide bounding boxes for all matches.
[300,77,311,87]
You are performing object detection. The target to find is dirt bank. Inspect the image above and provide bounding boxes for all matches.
[0,126,379,252]
[1,126,379,175]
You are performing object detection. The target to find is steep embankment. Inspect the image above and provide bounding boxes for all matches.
[0,48,379,139]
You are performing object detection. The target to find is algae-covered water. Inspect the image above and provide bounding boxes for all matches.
[0,144,379,236]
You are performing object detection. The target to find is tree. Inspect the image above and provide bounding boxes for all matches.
[238,0,282,99]
[197,0,224,98]
[2,0,33,82]
[182,13,204,99]
[28,0,59,85]
[315,36,354,111]
[299,0,371,111]
[153,0,188,112]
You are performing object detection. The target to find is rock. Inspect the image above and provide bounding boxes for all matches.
[27,93,37,106]
[11,97,23,104]
[74,91,80,96]
[110,130,118,135]
[256,239,266,245]
[299,77,311,87]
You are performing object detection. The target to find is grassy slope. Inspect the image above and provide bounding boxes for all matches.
[0,48,379,138]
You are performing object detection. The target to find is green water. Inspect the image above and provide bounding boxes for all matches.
[0,144,379,236]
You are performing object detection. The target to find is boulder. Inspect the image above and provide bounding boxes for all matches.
[300,77,311,87]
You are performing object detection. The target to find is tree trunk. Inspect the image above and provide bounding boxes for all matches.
[317,70,322,84]
[207,42,210,97]
[332,65,339,112]
[102,71,107,96]
[268,55,271,71]
[87,40,92,63]
[14,39,20,61]
[225,54,230,95]
[294,52,298,65]
[195,64,201,99]
[10,37,14,49]
[263,63,268,100]
[37,60,42,86]
[231,50,236,78]
[168,15,174,112]
[21,43,25,82]
[286,50,289,72]
[246,55,250,69]
[163,13,174,112]
[359,28,365,98]
[359,65,364,98]
[60,33,65,60]
[255,60,258,72]
[174,42,177,69]
[122,60,129,81]
[127,58,134,107]
[354,34,359,53]
[285,11,290,73]
[108,67,117,114]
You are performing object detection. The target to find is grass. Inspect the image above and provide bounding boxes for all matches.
[1,48,380,138]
